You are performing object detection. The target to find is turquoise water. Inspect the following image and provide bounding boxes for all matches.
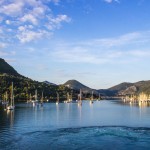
[0,100,150,149]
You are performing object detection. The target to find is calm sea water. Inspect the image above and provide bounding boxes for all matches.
[1,100,150,150]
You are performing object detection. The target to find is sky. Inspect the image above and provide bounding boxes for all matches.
[1,0,150,89]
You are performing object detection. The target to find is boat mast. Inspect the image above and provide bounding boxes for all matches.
[35,90,37,101]
[41,91,43,103]
[91,91,93,101]
[30,93,32,101]
[80,89,82,103]
[56,92,59,103]
[6,91,8,102]
[11,82,14,106]
[67,92,69,102]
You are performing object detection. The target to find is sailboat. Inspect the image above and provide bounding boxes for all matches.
[67,92,70,103]
[32,90,38,106]
[26,93,30,103]
[2,91,8,105]
[70,92,73,102]
[78,89,82,106]
[90,91,94,104]
[98,93,101,101]
[56,92,59,105]
[40,91,44,106]
[64,92,70,103]
[29,93,32,102]
[7,82,15,110]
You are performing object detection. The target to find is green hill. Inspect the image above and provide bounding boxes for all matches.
[0,58,72,101]
[63,79,98,94]
[64,79,89,90]
[0,58,20,76]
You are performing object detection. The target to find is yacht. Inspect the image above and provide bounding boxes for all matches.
[90,91,94,104]
[78,89,82,106]
[56,92,59,105]
[2,91,8,105]
[40,91,44,106]
[7,82,15,110]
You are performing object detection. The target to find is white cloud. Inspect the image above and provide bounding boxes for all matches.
[52,15,71,24]
[51,0,60,5]
[20,14,38,25]
[0,2,24,16]
[50,31,150,64]
[81,31,150,48]
[52,45,116,64]
[32,7,45,16]
[17,29,49,43]
[128,50,150,57]
[103,0,120,3]
[0,0,71,43]
[46,14,71,30]
[0,42,7,48]
[5,20,11,25]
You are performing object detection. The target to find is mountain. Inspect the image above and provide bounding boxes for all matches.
[64,79,150,97]
[64,79,89,90]
[0,58,20,76]
[108,82,134,91]
[0,58,71,101]
[43,81,57,86]
[108,81,150,96]
[63,79,97,94]
[1,58,150,100]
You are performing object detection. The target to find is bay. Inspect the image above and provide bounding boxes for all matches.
[0,100,150,150]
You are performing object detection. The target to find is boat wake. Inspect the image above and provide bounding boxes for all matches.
[1,126,150,150]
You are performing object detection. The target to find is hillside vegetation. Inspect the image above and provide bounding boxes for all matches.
[0,59,72,101]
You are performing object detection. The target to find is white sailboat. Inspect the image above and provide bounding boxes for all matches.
[2,91,8,105]
[29,93,32,102]
[90,91,94,104]
[26,93,30,103]
[56,92,59,105]
[70,92,73,102]
[7,82,15,110]
[40,91,44,106]
[64,92,70,103]
[32,90,38,106]
[98,93,101,101]
[78,89,82,106]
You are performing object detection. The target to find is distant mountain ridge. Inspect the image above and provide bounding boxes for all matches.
[1,58,150,98]
[63,79,150,96]
[43,81,57,86]
[63,79,98,94]
[108,80,150,95]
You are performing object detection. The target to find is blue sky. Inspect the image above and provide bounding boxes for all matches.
[1,0,150,89]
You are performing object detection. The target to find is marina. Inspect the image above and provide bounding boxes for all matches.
[1,0,150,149]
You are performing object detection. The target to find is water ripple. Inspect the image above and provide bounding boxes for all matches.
[0,126,147,150]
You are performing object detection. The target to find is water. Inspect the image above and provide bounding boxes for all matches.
[1,100,150,149]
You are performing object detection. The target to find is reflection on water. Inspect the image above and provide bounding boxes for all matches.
[6,110,14,128]
[121,99,150,108]
[1,100,150,149]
